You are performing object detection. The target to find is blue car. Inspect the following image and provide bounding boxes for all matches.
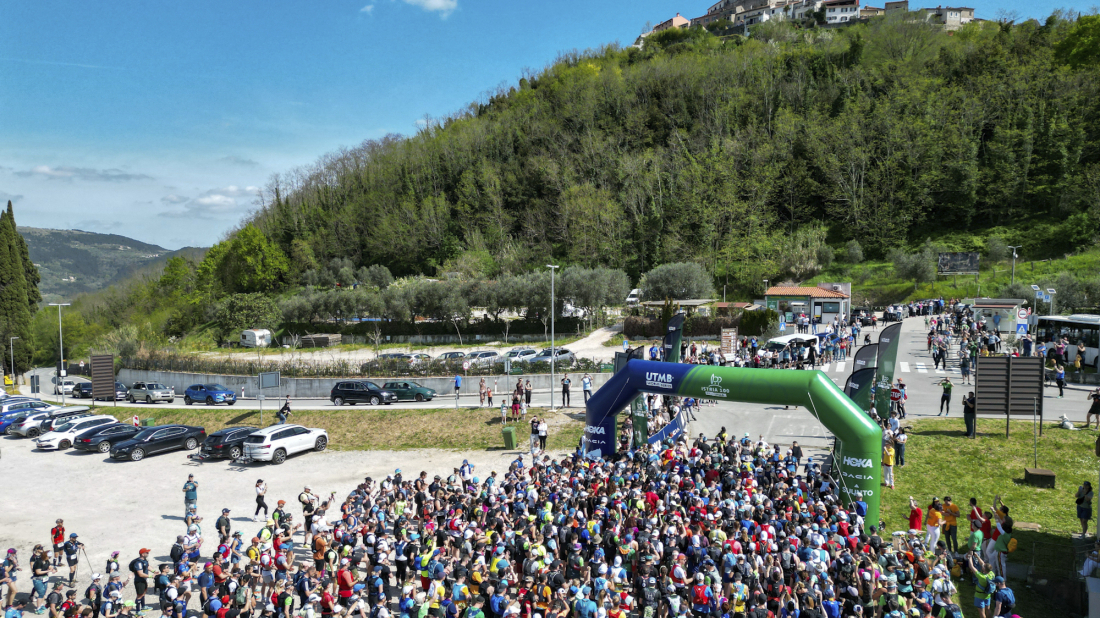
[184,383,237,406]
[0,409,36,435]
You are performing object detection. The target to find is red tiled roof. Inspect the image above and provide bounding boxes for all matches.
[765,286,850,299]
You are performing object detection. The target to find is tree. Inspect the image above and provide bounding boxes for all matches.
[0,209,32,373]
[845,240,864,264]
[358,264,394,290]
[1055,15,1100,68]
[8,202,40,310]
[985,236,1008,262]
[740,308,779,337]
[215,224,290,294]
[640,263,715,301]
[214,293,281,345]
[889,247,936,289]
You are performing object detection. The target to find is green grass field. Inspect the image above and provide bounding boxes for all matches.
[88,404,585,452]
[886,417,1095,617]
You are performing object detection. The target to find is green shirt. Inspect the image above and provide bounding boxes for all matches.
[967,530,983,553]
[973,570,994,600]
[941,381,953,395]
[993,531,1013,553]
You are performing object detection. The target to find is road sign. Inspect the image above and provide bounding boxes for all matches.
[462,360,470,371]
[1016,323,1028,335]
[1036,290,1043,299]
[259,371,280,390]
[1018,308,1028,320]
[622,339,628,351]
[131,416,140,427]
[890,388,902,402]
[1044,293,1051,302]
[779,322,786,332]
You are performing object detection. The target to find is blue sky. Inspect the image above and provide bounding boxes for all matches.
[0,0,1088,249]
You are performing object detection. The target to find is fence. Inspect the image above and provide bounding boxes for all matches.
[1028,531,1088,614]
[121,352,609,380]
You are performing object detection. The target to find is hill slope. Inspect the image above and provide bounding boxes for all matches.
[243,14,1100,297]
[19,227,199,302]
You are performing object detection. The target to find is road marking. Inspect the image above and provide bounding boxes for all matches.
[915,363,928,373]
[836,362,846,373]
[935,369,945,374]
[899,362,910,373]
[819,363,830,372]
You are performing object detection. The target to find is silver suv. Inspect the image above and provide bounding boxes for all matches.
[129,382,175,404]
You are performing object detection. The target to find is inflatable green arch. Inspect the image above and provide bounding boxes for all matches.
[584,360,884,523]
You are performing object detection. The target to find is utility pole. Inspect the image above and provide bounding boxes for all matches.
[48,303,71,405]
[1007,246,1021,285]
[9,336,18,393]
[547,264,559,411]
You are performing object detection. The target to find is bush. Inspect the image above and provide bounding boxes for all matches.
[846,240,864,264]
[640,262,716,301]
[817,244,835,268]
[623,315,737,338]
[986,236,1009,262]
[739,309,778,337]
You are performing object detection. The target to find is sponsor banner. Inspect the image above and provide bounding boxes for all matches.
[873,323,902,419]
[844,367,877,413]
[852,343,877,371]
[663,314,685,363]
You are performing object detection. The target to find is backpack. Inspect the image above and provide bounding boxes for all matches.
[1007,538,1018,553]
[941,604,963,618]
[235,583,249,606]
[691,585,708,607]
[170,543,184,563]
[642,588,659,607]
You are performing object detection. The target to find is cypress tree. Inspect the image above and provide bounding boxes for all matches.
[0,208,32,374]
[8,201,41,310]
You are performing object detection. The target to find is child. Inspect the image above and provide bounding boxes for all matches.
[520,398,527,421]
[500,399,508,423]
[486,387,493,408]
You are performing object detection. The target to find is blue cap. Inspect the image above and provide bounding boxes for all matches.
[993,576,1005,583]
[353,584,366,592]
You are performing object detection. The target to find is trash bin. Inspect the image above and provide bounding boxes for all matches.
[142,418,156,427]
[501,426,517,450]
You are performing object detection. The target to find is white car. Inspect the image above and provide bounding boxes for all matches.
[496,348,537,364]
[35,415,118,450]
[54,380,76,395]
[10,407,92,438]
[242,424,329,465]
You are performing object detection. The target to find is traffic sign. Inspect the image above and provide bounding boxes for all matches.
[1044,293,1051,302]
[1036,290,1043,299]
[462,360,470,371]
[622,338,628,351]
[1018,308,1028,320]
[779,322,786,332]
[1016,323,1028,335]
[890,388,902,403]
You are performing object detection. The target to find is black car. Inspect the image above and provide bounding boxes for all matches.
[73,423,142,454]
[109,424,206,462]
[200,426,260,460]
[72,382,94,398]
[330,381,397,406]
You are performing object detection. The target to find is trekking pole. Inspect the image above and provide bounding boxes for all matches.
[79,543,94,576]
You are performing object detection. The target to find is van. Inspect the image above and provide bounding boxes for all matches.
[240,329,273,348]
[760,335,817,361]
[625,289,642,304]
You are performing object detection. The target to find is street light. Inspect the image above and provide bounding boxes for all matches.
[1007,246,1022,285]
[9,336,17,393]
[48,303,70,405]
[1047,288,1057,316]
[547,265,559,411]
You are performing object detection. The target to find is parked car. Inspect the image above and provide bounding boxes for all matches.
[625,289,642,304]
[530,348,576,365]
[184,384,236,406]
[0,409,36,434]
[496,348,538,364]
[381,381,436,402]
[407,353,432,365]
[109,424,207,461]
[330,381,397,406]
[54,380,76,396]
[242,424,328,465]
[437,351,465,368]
[129,382,175,404]
[200,426,261,460]
[72,382,94,398]
[72,423,142,454]
[35,415,118,450]
[852,309,873,327]
[0,398,53,415]
[109,382,129,401]
[10,407,92,438]
[466,351,499,366]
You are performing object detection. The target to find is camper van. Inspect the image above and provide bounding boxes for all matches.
[625,289,642,305]
[240,329,273,348]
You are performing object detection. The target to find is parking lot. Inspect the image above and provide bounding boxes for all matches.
[0,431,543,593]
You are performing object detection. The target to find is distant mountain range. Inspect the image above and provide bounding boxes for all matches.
[18,227,206,303]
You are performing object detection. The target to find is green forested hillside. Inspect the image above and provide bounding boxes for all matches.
[246,13,1100,292]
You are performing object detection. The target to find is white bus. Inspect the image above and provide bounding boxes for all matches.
[1035,314,1100,368]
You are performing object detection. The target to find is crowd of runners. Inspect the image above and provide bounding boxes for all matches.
[1,426,1023,618]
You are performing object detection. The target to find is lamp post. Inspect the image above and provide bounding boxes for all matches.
[48,303,70,405]
[1047,288,1057,316]
[547,264,559,411]
[9,336,18,393]
[1007,246,1021,285]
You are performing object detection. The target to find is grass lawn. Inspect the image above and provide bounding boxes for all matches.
[885,417,1095,617]
[88,405,585,452]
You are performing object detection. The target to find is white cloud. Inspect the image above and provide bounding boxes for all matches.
[15,165,152,182]
[402,0,457,17]
[360,4,374,13]
[216,155,259,167]
[158,185,261,219]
